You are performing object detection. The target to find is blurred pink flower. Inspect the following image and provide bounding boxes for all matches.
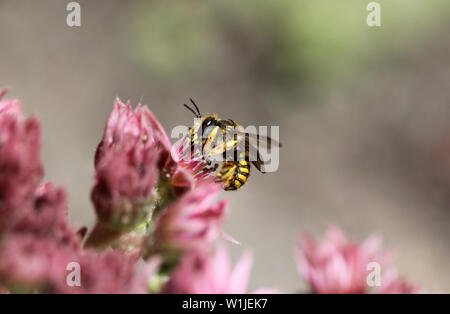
[146,181,228,258]
[296,226,422,294]
[376,269,424,294]
[63,250,160,294]
[10,183,81,249]
[0,234,75,292]
[162,246,253,294]
[0,234,160,293]
[296,226,391,294]
[0,93,43,211]
[0,90,22,118]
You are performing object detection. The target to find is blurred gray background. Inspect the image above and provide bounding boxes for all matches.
[1,0,450,292]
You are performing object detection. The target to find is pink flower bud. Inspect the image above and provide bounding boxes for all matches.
[145,181,228,259]
[95,99,173,173]
[92,147,158,231]
[91,100,167,231]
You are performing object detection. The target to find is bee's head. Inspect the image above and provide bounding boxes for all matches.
[184,99,218,135]
[191,113,218,137]
[199,114,217,129]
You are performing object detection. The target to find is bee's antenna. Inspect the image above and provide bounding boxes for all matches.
[184,103,199,118]
[189,98,201,116]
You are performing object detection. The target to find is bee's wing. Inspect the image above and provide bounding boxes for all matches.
[235,131,282,148]
[205,127,281,172]
[232,130,282,173]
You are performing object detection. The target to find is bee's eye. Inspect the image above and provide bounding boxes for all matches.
[201,117,214,130]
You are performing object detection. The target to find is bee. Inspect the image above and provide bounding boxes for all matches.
[181,99,281,191]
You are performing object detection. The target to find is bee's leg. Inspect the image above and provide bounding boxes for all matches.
[202,126,220,153]
[216,162,236,181]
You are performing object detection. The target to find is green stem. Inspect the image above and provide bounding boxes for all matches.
[150,175,177,222]
[84,222,122,250]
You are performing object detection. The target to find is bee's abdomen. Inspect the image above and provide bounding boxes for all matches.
[220,160,250,191]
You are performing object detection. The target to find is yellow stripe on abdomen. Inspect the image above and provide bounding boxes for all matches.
[237,174,247,182]
[239,167,249,173]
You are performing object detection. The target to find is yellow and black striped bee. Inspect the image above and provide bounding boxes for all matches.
[182,99,281,191]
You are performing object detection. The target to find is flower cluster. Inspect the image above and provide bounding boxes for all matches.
[295,226,423,294]
[0,91,163,293]
[0,92,263,293]
[0,90,424,294]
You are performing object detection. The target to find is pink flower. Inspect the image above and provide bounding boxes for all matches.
[94,98,173,173]
[0,234,160,293]
[91,100,166,231]
[0,234,75,292]
[0,90,22,118]
[8,183,81,249]
[62,250,159,294]
[177,135,214,182]
[0,233,159,294]
[91,146,159,231]
[376,269,424,294]
[145,181,228,259]
[0,93,43,211]
[296,226,392,294]
[296,226,422,294]
[60,250,160,294]
[170,166,195,197]
[162,246,253,294]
